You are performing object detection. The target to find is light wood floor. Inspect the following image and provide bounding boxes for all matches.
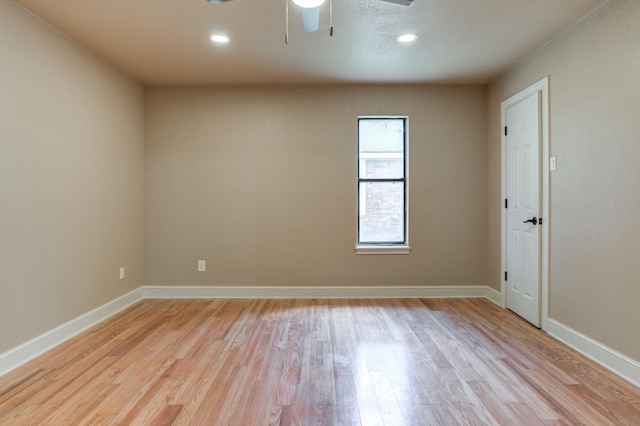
[1,298,640,425]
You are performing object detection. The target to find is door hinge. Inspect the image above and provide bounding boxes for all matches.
[504,126,508,136]
[504,271,508,281]
[505,198,508,209]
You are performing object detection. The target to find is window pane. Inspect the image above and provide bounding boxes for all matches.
[360,157,404,179]
[359,119,404,179]
[359,181,404,243]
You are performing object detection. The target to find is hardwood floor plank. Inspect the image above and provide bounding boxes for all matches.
[27,356,121,424]
[466,380,521,425]
[0,369,47,413]
[1,298,640,425]
[0,369,45,403]
[150,404,183,426]
[353,357,385,426]
[369,370,406,425]
[110,358,180,425]
[519,363,617,425]
[507,402,570,426]
[35,371,120,425]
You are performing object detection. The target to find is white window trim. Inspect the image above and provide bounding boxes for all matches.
[356,116,410,255]
[355,244,411,255]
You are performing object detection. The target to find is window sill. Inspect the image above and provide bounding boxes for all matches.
[355,245,411,255]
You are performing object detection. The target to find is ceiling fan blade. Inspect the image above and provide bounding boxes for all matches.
[301,7,320,33]
[379,0,413,6]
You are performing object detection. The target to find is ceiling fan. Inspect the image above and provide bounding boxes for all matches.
[207,0,413,41]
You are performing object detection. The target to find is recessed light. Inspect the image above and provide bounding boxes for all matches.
[209,34,230,44]
[396,33,418,43]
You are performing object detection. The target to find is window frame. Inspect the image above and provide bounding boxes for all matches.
[356,116,410,255]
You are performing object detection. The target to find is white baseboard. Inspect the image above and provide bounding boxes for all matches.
[483,286,502,305]
[546,318,640,388]
[142,285,492,300]
[0,287,144,377]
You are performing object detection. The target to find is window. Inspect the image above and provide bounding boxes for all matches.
[357,117,409,254]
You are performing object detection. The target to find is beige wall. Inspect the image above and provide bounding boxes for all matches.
[488,0,640,359]
[145,85,487,287]
[0,1,145,353]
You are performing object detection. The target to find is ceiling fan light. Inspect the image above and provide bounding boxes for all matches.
[292,0,326,8]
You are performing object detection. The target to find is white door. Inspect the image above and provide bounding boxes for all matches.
[505,92,541,327]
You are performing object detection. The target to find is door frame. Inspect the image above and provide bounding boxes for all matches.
[500,77,550,330]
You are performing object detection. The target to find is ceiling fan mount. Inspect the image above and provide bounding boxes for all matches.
[381,0,413,5]
[206,0,413,42]
[207,0,412,5]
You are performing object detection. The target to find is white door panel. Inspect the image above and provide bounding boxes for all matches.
[506,91,541,327]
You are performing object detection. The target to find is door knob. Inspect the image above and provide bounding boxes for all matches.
[523,217,538,225]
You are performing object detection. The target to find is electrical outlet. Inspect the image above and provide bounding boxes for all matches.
[198,260,206,272]
[119,266,125,280]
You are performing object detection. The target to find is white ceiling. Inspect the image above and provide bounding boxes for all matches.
[16,0,609,86]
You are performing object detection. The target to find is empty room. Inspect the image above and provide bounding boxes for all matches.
[1,0,640,424]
